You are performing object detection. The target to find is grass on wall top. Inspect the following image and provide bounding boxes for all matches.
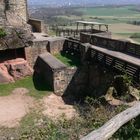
[55,53,81,67]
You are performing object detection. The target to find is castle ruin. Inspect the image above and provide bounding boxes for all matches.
[0,0,140,98]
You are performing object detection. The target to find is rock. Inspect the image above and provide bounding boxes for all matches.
[0,58,33,83]
[7,58,33,80]
[129,86,140,101]
[0,26,34,50]
[0,64,14,83]
[105,87,115,101]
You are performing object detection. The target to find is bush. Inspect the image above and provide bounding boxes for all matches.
[130,33,140,38]
[0,28,7,38]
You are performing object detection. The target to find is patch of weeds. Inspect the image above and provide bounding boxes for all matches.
[130,33,140,38]
[73,96,128,138]
[0,28,7,38]
[0,95,129,140]
[19,114,69,140]
[0,127,20,140]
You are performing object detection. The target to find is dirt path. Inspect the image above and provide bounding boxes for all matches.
[0,88,34,128]
[0,90,77,128]
[43,94,78,120]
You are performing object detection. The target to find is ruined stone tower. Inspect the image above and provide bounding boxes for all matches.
[6,0,28,22]
[0,0,28,26]
[0,0,6,25]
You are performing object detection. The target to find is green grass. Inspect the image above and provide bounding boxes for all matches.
[130,33,140,38]
[55,53,81,67]
[116,32,134,38]
[0,28,7,38]
[132,38,140,43]
[0,76,52,98]
[77,6,140,17]
[114,32,140,44]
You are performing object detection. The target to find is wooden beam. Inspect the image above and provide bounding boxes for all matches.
[81,102,140,140]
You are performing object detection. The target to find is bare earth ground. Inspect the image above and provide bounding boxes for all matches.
[0,88,77,128]
[43,94,77,120]
[110,23,140,33]
[0,88,34,128]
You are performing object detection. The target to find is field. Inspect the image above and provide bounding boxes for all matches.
[52,5,140,43]
[78,6,139,16]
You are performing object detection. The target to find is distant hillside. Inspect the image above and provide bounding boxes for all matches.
[28,0,140,6]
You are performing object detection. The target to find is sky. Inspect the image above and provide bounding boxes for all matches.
[28,0,140,6]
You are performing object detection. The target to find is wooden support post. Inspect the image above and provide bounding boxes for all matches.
[83,24,87,30]
[106,25,109,31]
[77,22,79,31]
[99,25,101,30]
[91,25,94,33]
[73,31,75,37]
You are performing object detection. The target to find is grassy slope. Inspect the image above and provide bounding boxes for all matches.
[0,76,51,98]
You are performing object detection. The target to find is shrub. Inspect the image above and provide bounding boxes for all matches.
[0,28,7,38]
[130,33,140,38]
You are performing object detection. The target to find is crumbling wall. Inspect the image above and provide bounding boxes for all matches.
[25,41,48,67]
[34,53,78,96]
[25,37,66,67]
[28,18,48,33]
[80,32,112,43]
[46,37,65,55]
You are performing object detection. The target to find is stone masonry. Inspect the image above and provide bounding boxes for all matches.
[34,52,77,96]
[2,0,28,23]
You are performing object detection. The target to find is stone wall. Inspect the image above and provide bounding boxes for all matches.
[62,63,114,98]
[53,67,77,96]
[6,0,28,22]
[25,37,67,67]
[28,18,47,33]
[25,40,48,67]
[80,33,140,58]
[80,32,112,43]
[90,35,127,51]
[90,34,140,57]
[0,0,28,26]
[0,0,6,25]
[34,53,78,96]
[91,29,106,34]
[46,37,66,55]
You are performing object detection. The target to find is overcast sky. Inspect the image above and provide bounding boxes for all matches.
[28,0,140,5]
